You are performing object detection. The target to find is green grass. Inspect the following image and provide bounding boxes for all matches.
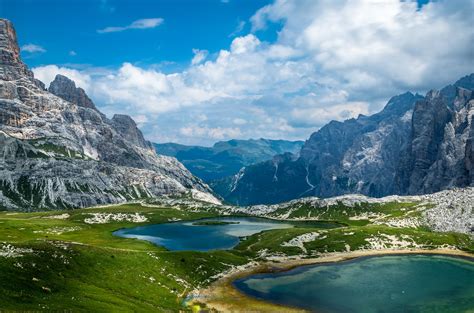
[0,201,471,311]
[0,204,251,311]
[235,225,474,257]
[268,201,422,226]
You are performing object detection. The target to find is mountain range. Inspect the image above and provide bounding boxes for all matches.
[215,74,474,205]
[1,17,472,210]
[154,139,303,182]
[0,19,216,211]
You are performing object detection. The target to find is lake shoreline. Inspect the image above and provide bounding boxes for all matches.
[187,248,474,312]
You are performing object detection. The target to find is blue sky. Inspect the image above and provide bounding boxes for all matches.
[2,0,473,146]
[5,0,275,70]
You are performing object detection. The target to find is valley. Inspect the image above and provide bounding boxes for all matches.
[0,189,472,311]
[0,2,473,311]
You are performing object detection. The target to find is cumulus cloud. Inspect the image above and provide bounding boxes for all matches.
[180,125,242,140]
[251,0,474,96]
[32,65,91,89]
[97,18,164,33]
[21,44,46,53]
[191,49,208,65]
[32,0,474,145]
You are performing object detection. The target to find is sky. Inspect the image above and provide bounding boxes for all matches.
[2,0,473,146]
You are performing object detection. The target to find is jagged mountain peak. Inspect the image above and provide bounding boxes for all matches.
[111,114,151,149]
[454,73,474,90]
[0,18,22,67]
[0,19,43,89]
[217,74,473,205]
[0,19,217,210]
[48,74,98,111]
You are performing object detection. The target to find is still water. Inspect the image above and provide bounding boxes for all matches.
[113,216,294,251]
[234,254,474,313]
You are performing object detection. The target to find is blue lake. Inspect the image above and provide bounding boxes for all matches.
[113,216,294,251]
[234,254,474,313]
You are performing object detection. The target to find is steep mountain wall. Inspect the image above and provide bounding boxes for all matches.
[220,75,474,205]
[0,19,216,211]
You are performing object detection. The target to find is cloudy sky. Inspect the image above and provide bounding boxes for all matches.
[4,0,474,146]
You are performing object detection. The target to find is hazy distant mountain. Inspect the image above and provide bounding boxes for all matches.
[0,19,215,211]
[216,74,474,205]
[154,139,303,182]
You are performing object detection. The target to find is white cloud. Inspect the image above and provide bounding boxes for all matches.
[191,49,208,65]
[32,0,474,145]
[230,34,260,54]
[251,0,474,95]
[32,65,91,89]
[132,114,148,127]
[229,20,246,37]
[97,18,164,33]
[69,50,77,56]
[21,44,46,53]
[233,118,247,125]
[180,125,242,140]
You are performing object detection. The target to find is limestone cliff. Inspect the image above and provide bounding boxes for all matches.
[0,19,217,211]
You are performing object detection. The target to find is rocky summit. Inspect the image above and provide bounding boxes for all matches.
[48,74,97,111]
[0,19,217,211]
[219,75,474,205]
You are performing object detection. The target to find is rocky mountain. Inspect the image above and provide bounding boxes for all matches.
[154,138,303,182]
[48,74,97,111]
[218,75,474,205]
[0,19,217,211]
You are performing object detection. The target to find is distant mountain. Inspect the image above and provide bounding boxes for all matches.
[217,74,474,205]
[154,139,303,182]
[0,19,216,211]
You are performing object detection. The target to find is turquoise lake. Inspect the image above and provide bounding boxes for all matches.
[234,254,474,313]
[113,216,296,251]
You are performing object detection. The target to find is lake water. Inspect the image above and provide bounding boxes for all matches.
[234,254,474,313]
[113,216,295,251]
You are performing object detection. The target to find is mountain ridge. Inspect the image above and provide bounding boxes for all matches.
[216,74,474,205]
[0,18,217,211]
[154,138,303,182]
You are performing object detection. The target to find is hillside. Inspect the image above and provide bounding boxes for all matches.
[154,138,303,182]
[0,187,472,311]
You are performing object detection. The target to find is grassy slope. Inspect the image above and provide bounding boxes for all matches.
[0,201,472,311]
[0,204,250,311]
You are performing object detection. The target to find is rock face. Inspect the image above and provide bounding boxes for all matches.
[111,114,151,149]
[154,138,304,182]
[220,75,474,205]
[0,19,216,211]
[395,76,474,194]
[48,74,97,110]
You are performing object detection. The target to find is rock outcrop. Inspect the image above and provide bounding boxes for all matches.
[0,18,217,211]
[219,75,474,205]
[48,74,97,110]
[111,114,151,149]
[395,76,474,194]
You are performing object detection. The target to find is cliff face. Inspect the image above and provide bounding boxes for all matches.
[111,114,151,149]
[48,74,97,111]
[220,76,474,205]
[0,19,216,211]
[396,76,474,194]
